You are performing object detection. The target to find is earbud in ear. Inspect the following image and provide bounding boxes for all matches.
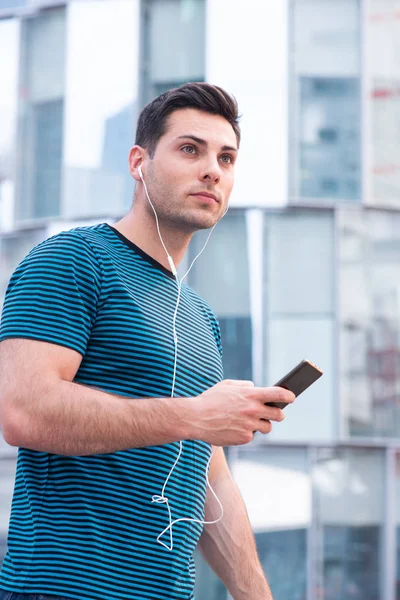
[138,165,143,180]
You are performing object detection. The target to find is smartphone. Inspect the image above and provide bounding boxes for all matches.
[265,359,323,409]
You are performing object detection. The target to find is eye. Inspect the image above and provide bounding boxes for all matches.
[181,144,197,155]
[220,154,234,164]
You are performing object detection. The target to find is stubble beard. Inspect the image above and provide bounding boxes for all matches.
[144,171,221,233]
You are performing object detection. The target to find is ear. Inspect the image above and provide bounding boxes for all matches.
[128,146,146,182]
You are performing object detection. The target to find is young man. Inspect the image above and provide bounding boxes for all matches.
[0,83,295,600]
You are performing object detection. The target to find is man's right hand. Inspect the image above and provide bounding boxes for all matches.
[192,380,295,446]
[0,339,295,454]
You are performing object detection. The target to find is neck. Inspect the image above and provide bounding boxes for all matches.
[112,201,193,274]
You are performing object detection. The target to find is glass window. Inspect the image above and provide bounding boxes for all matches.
[290,0,361,202]
[313,447,385,599]
[17,6,66,221]
[187,211,252,380]
[0,17,19,232]
[367,0,400,206]
[340,208,400,438]
[141,0,205,104]
[232,446,311,600]
[264,210,335,441]
[62,0,139,220]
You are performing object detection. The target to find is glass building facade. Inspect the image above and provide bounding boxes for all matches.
[1,0,400,598]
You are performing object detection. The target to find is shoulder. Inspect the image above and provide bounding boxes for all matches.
[22,225,106,271]
[8,225,107,294]
[1,225,107,352]
[30,224,104,256]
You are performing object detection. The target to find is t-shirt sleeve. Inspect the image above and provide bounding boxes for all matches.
[0,231,102,357]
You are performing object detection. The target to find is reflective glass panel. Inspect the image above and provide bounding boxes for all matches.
[17,7,66,221]
[314,447,384,599]
[142,0,205,103]
[340,208,400,437]
[187,211,252,380]
[62,0,139,219]
[233,446,310,600]
[290,0,361,201]
[0,17,19,232]
[264,210,335,442]
[367,0,400,205]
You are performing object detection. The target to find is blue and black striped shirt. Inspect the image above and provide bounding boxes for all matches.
[0,223,224,600]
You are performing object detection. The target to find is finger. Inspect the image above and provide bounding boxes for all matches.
[262,406,285,423]
[255,420,272,435]
[253,386,295,405]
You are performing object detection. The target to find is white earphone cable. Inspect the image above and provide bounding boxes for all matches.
[139,167,227,550]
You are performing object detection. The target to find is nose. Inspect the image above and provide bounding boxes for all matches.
[199,158,221,185]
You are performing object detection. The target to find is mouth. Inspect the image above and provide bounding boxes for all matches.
[190,192,219,203]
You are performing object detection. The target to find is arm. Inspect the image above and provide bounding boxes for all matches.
[0,339,293,455]
[0,338,194,455]
[198,447,272,600]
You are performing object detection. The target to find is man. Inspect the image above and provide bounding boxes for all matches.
[0,83,294,600]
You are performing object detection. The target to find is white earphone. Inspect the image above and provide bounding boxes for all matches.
[137,163,228,551]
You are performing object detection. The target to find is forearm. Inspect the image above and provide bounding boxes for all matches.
[198,471,272,600]
[3,379,195,455]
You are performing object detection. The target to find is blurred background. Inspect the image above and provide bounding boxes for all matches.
[0,0,399,598]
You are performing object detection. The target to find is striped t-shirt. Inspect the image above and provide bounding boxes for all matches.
[0,223,224,600]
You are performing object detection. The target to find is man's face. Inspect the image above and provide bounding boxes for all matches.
[140,108,238,232]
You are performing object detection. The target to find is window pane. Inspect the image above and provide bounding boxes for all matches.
[340,208,400,437]
[291,0,361,202]
[187,211,252,380]
[233,446,310,600]
[367,0,400,205]
[63,0,139,219]
[314,447,385,599]
[264,210,335,442]
[0,17,19,232]
[265,211,334,314]
[142,0,205,103]
[17,7,66,221]
[267,318,334,441]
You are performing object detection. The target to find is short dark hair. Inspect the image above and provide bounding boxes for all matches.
[135,82,241,157]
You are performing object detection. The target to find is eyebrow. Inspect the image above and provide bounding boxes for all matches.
[176,134,238,153]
